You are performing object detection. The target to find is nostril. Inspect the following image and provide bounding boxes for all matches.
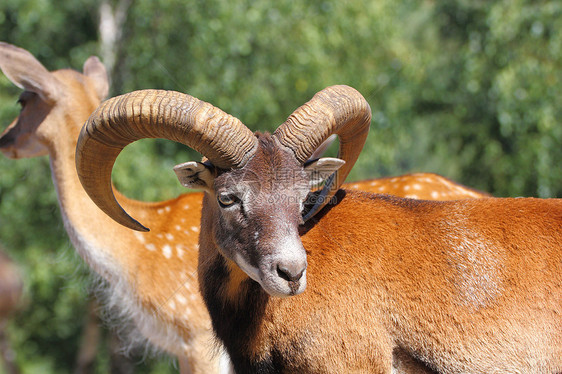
[276,263,305,283]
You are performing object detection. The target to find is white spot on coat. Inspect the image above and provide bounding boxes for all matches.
[176,294,187,305]
[162,245,172,259]
[134,231,146,244]
[176,245,185,258]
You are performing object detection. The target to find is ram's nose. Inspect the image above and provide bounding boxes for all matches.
[274,256,307,295]
[276,261,306,283]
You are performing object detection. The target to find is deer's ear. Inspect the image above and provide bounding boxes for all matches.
[304,157,345,187]
[83,56,109,100]
[173,161,216,192]
[0,42,62,103]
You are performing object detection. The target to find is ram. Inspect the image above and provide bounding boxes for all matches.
[77,86,561,374]
[0,43,488,373]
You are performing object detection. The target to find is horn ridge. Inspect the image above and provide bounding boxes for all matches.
[274,85,371,220]
[76,89,257,231]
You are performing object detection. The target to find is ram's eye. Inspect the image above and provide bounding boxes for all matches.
[217,193,238,208]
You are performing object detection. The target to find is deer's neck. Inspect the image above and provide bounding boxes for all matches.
[45,133,209,360]
[47,130,133,281]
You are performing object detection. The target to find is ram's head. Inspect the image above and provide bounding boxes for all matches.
[76,86,370,296]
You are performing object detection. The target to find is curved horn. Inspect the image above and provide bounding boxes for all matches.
[273,85,371,220]
[76,89,258,231]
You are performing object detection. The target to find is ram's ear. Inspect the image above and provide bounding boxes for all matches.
[173,161,215,192]
[304,157,345,187]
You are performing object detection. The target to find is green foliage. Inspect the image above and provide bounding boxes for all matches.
[411,0,562,197]
[0,0,560,372]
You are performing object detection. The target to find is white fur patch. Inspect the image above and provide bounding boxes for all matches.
[176,245,185,258]
[234,253,261,283]
[162,244,172,259]
[176,294,187,305]
[134,231,146,244]
[278,234,306,267]
[443,214,502,310]
[169,300,176,310]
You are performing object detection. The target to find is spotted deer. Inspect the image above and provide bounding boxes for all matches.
[0,42,224,374]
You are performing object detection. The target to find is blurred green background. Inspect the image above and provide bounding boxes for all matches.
[0,0,560,372]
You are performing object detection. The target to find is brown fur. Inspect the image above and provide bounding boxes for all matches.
[200,189,561,373]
